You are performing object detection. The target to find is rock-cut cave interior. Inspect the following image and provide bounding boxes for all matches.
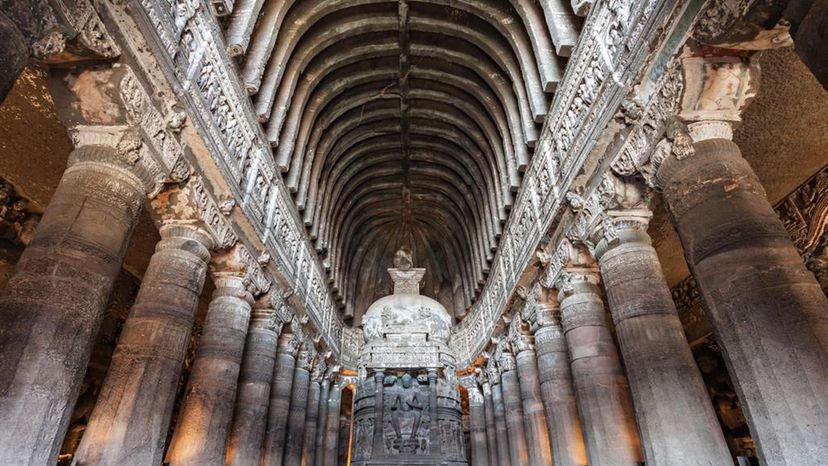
[0,0,827,465]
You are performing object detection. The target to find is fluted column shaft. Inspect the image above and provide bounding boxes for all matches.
[534,302,587,466]
[596,208,730,465]
[166,274,254,465]
[314,378,331,466]
[499,352,530,466]
[658,124,828,464]
[481,381,499,466]
[283,351,312,466]
[0,145,147,465]
[489,378,512,466]
[262,332,299,466]
[514,341,554,466]
[74,224,212,465]
[559,274,641,465]
[227,307,284,465]
[467,383,490,466]
[322,383,343,466]
[301,373,322,466]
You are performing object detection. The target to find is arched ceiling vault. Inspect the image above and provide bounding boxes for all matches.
[218,0,582,323]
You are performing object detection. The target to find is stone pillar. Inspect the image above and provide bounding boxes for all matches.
[479,376,500,466]
[512,331,554,466]
[227,301,288,466]
[486,364,512,466]
[498,349,530,466]
[371,370,386,453]
[658,123,828,463]
[464,379,490,466]
[262,330,300,466]
[592,182,731,465]
[73,223,212,465]
[533,291,587,466]
[652,56,828,464]
[314,376,331,466]
[301,362,324,466]
[557,257,641,465]
[283,347,313,466]
[166,273,254,465]
[322,382,343,466]
[0,140,148,464]
[338,413,352,465]
[427,368,439,450]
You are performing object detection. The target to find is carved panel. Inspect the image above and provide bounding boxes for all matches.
[124,0,345,354]
[449,0,692,367]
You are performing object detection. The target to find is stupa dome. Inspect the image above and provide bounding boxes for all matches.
[362,249,452,344]
[362,293,452,343]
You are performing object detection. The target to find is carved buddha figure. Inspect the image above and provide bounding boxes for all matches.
[390,374,423,440]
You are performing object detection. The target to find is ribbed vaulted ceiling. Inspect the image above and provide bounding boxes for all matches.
[219,0,581,323]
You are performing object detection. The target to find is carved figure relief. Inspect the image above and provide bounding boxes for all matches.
[384,373,429,455]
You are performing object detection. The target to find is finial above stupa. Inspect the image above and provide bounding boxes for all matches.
[388,248,425,295]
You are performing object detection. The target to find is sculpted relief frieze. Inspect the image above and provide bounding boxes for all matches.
[449,0,694,366]
[102,0,345,356]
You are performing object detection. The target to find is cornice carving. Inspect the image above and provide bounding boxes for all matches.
[678,56,759,125]
[27,0,121,60]
[449,0,679,365]
[94,0,345,356]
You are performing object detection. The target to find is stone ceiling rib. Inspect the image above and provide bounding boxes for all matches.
[216,0,580,321]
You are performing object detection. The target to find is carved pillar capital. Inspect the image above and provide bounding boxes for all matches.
[498,349,517,373]
[297,347,315,371]
[211,271,255,304]
[67,125,160,198]
[678,56,759,125]
[511,332,535,355]
[250,291,293,336]
[463,377,484,405]
[557,262,601,301]
[535,291,562,330]
[541,238,599,294]
[210,244,271,296]
[156,222,213,262]
[278,331,301,358]
[311,358,327,383]
[641,56,759,189]
[485,359,501,385]
[591,175,654,259]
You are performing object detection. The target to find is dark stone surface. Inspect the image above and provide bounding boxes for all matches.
[534,304,587,466]
[261,333,298,466]
[558,278,642,466]
[659,135,828,464]
[0,146,146,464]
[74,225,211,465]
[596,222,731,465]
[227,308,282,466]
[514,348,553,466]
[283,359,310,466]
[499,356,529,466]
[166,275,253,465]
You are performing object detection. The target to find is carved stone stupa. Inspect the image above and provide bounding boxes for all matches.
[351,251,467,465]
